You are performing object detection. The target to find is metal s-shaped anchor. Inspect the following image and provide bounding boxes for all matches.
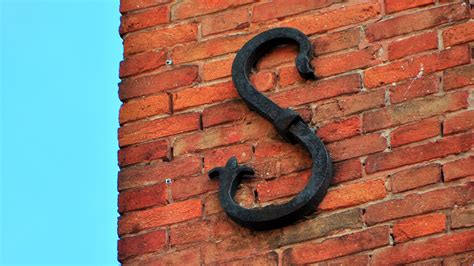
[209,27,333,230]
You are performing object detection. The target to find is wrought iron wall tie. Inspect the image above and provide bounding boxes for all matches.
[209,27,333,230]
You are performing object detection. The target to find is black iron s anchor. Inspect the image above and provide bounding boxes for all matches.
[209,28,333,230]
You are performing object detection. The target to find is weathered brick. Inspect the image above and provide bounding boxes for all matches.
[254,139,301,160]
[451,206,474,229]
[118,139,169,167]
[444,64,474,90]
[281,1,381,35]
[203,143,252,171]
[119,94,170,124]
[171,174,218,201]
[391,164,441,193]
[390,75,439,104]
[443,21,474,47]
[119,49,167,78]
[390,117,440,147]
[313,88,385,122]
[312,254,370,266]
[270,74,361,108]
[388,32,438,60]
[118,230,166,261]
[169,219,211,246]
[252,0,340,22]
[118,155,201,191]
[257,45,297,70]
[124,23,197,55]
[366,132,472,174]
[443,251,474,266]
[363,91,468,133]
[256,170,310,202]
[319,179,387,211]
[118,112,199,147]
[326,133,387,162]
[366,3,469,42]
[202,101,249,128]
[385,0,434,14]
[172,72,275,110]
[222,252,278,266]
[443,110,474,135]
[365,183,473,225]
[364,45,470,88]
[202,8,249,36]
[173,0,253,19]
[171,34,252,64]
[443,156,474,182]
[332,158,362,184]
[120,5,169,34]
[313,27,360,56]
[118,198,202,235]
[119,65,198,100]
[372,230,474,265]
[313,46,382,77]
[118,183,168,213]
[202,54,235,81]
[393,213,446,243]
[125,247,201,265]
[120,0,170,13]
[317,116,361,143]
[283,226,389,264]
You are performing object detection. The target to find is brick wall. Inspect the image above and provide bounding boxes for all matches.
[117,0,474,264]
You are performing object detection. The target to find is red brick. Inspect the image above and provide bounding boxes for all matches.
[124,23,197,55]
[173,0,253,19]
[119,65,198,100]
[390,117,440,147]
[451,206,474,229]
[203,143,252,171]
[118,230,166,261]
[393,213,446,243]
[332,158,362,184]
[365,183,473,225]
[313,88,385,122]
[363,91,468,132]
[281,1,381,35]
[443,156,474,182]
[202,55,235,81]
[118,139,169,167]
[120,5,169,34]
[202,8,249,36]
[254,139,301,160]
[172,72,275,110]
[125,247,201,265]
[118,155,201,191]
[120,0,170,13]
[312,254,369,266]
[119,49,167,78]
[283,226,390,264]
[223,252,278,266]
[313,46,382,77]
[319,179,387,211]
[385,0,434,14]
[118,198,202,235]
[326,133,387,162]
[364,45,470,88]
[391,164,441,193]
[258,45,297,70]
[270,74,361,108]
[313,27,360,56]
[278,66,304,87]
[169,220,211,246]
[366,132,472,174]
[119,94,170,124]
[173,118,274,156]
[444,111,474,136]
[390,75,439,104]
[252,0,340,22]
[171,34,252,64]
[443,251,474,266]
[256,170,310,202]
[444,64,474,90]
[118,183,168,213]
[443,21,474,47]
[171,174,218,201]
[366,3,469,42]
[202,101,249,128]
[317,117,361,143]
[388,32,438,60]
[372,230,474,265]
[118,112,199,147]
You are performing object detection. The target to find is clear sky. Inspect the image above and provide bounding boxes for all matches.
[1,0,121,264]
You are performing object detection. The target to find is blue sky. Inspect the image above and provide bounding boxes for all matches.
[1,0,121,264]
